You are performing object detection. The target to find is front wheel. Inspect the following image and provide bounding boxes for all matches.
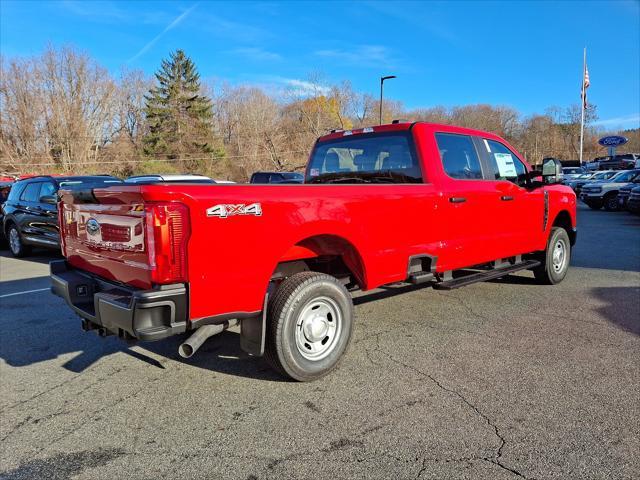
[265,271,354,381]
[603,193,619,211]
[533,227,571,285]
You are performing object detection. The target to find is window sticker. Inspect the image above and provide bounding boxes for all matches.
[494,153,518,177]
[310,168,320,177]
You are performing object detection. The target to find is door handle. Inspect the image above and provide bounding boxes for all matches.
[449,197,467,203]
[500,196,514,201]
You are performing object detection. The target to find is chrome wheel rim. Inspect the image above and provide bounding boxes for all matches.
[295,296,342,361]
[9,228,20,254]
[552,238,567,273]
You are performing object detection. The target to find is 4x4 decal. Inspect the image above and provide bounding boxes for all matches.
[206,203,262,218]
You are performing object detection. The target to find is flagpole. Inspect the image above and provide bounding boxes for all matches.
[579,47,586,166]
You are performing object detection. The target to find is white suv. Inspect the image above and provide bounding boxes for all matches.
[125,174,215,184]
[580,169,640,211]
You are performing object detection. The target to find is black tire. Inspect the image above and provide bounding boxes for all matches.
[603,193,619,211]
[533,227,570,285]
[7,224,30,258]
[265,271,354,382]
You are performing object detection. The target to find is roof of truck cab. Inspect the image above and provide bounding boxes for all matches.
[316,121,510,143]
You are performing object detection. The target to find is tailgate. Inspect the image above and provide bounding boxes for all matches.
[60,187,152,289]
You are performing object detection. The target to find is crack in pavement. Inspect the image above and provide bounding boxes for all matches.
[370,342,534,480]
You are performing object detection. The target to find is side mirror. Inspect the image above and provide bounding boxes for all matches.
[40,195,57,205]
[541,158,563,185]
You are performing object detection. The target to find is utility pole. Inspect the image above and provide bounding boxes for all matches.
[379,75,396,125]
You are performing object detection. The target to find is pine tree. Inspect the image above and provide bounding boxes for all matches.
[143,50,218,163]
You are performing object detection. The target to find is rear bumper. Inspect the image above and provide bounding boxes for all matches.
[50,260,187,341]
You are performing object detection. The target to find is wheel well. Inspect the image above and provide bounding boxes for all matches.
[4,219,16,235]
[273,235,366,289]
[603,190,618,197]
[552,211,576,246]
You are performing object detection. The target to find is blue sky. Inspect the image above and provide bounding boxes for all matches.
[1,0,639,129]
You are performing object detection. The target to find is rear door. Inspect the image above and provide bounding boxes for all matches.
[435,132,506,268]
[476,137,544,255]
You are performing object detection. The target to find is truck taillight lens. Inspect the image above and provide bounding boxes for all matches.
[146,202,190,284]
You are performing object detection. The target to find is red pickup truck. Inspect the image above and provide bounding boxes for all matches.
[51,122,576,381]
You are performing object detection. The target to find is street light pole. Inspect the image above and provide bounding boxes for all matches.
[379,75,396,125]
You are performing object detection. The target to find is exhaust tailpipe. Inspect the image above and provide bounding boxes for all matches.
[178,319,239,358]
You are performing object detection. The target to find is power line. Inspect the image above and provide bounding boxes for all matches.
[0,150,310,167]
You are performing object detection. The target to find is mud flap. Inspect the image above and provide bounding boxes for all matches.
[240,294,267,356]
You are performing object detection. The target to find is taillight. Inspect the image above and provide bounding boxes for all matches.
[145,202,191,284]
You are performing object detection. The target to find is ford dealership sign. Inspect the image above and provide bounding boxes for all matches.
[598,135,628,147]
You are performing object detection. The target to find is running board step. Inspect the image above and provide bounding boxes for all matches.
[433,260,541,290]
[408,271,435,284]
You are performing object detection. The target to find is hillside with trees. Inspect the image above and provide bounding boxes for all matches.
[1,46,638,180]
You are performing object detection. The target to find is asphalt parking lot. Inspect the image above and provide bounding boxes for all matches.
[1,204,639,480]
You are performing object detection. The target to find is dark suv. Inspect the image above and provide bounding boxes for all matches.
[249,171,304,184]
[2,175,121,257]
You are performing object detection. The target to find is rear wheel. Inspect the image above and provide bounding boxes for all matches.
[7,225,30,258]
[533,227,570,285]
[265,271,354,381]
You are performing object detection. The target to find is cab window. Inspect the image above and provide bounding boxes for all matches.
[435,133,483,180]
[306,131,422,183]
[483,139,528,186]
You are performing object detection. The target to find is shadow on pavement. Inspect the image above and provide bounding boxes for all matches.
[0,248,62,265]
[590,286,640,336]
[0,280,284,381]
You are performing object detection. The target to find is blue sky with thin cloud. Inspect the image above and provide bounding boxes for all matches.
[1,0,638,129]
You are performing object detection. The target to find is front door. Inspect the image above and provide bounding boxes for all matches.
[476,137,544,256]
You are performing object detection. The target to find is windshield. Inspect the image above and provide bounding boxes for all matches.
[610,171,638,183]
[306,132,422,184]
[592,171,614,180]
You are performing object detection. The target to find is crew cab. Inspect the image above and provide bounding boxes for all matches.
[51,123,577,381]
[580,169,640,211]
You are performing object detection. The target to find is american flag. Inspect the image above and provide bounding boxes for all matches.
[582,64,590,108]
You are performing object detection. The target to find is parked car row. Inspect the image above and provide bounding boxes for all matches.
[565,168,640,213]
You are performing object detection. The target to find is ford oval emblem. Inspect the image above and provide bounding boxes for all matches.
[598,135,628,147]
[86,218,100,235]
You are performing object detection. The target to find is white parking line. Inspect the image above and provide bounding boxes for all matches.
[0,287,51,299]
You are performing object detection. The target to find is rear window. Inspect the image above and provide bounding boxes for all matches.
[306,132,422,184]
[435,133,483,180]
[251,173,270,183]
[282,172,303,180]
